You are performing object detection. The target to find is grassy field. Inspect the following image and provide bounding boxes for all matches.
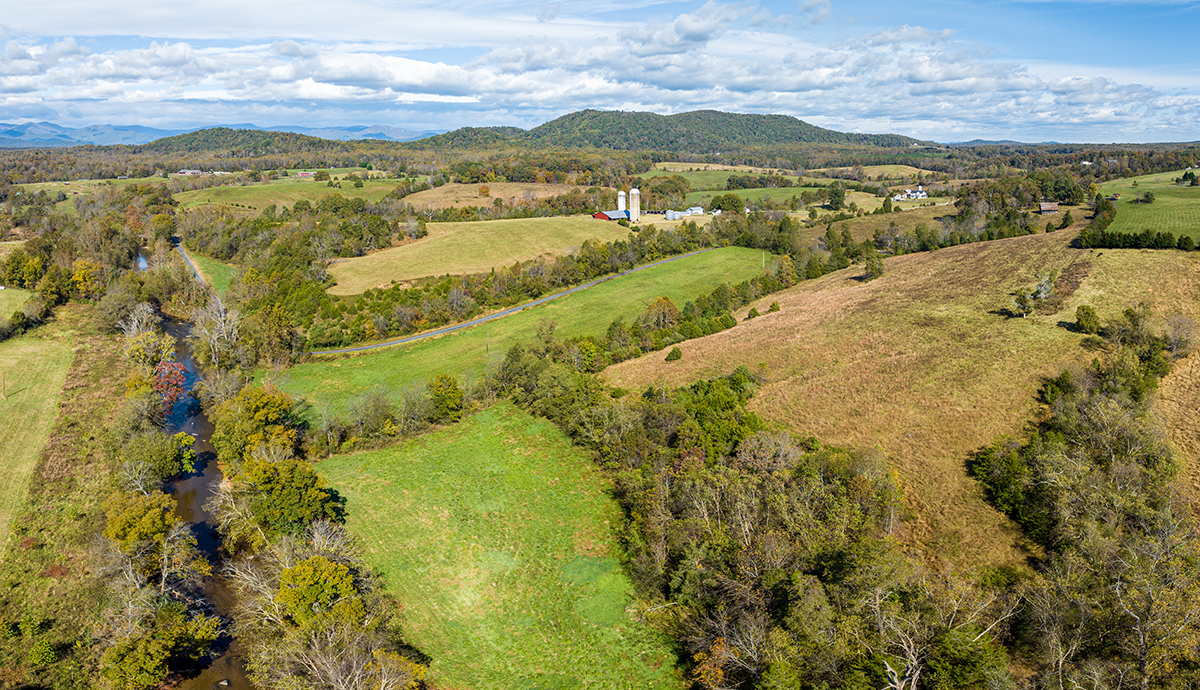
[283,247,773,418]
[188,251,237,297]
[1098,169,1200,240]
[606,232,1200,569]
[320,402,682,690]
[809,164,931,180]
[327,216,633,295]
[173,177,401,212]
[0,286,31,315]
[403,182,585,210]
[0,316,75,554]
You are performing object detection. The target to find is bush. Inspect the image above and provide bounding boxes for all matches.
[665,346,682,362]
[1075,305,1101,334]
[746,307,760,320]
[28,638,57,665]
[768,302,780,313]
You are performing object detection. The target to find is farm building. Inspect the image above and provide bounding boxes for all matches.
[1039,202,1059,214]
[296,171,315,178]
[595,187,641,221]
[892,186,928,201]
[593,210,629,221]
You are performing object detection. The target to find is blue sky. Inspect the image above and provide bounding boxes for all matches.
[1,0,1196,142]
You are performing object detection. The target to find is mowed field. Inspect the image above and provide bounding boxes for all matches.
[1099,169,1200,240]
[283,247,773,418]
[606,232,1200,568]
[320,402,682,690]
[327,216,633,294]
[810,164,931,180]
[0,325,75,554]
[402,182,586,210]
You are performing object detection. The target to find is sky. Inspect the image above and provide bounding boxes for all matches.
[1,0,1197,143]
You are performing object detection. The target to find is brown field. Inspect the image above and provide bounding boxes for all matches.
[404,182,587,210]
[605,232,1200,569]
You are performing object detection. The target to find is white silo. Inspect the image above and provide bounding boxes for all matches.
[618,191,626,212]
[629,188,640,222]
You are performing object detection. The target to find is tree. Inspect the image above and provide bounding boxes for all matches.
[104,491,177,556]
[827,183,846,211]
[863,247,885,281]
[124,330,175,371]
[427,373,464,423]
[711,193,746,214]
[277,555,363,626]
[153,361,188,414]
[1059,210,1074,229]
[211,385,299,467]
[240,457,341,536]
[643,296,680,331]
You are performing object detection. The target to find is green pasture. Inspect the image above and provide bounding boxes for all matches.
[0,332,74,555]
[1098,169,1200,240]
[320,402,682,690]
[0,286,31,315]
[282,247,773,418]
[327,216,634,295]
[188,251,238,297]
[639,168,814,190]
[810,164,930,180]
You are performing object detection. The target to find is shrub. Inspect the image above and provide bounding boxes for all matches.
[1075,305,1101,334]
[665,346,682,362]
[768,302,780,313]
[28,639,57,665]
[746,307,760,320]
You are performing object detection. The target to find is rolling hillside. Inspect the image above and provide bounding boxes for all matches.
[605,231,1200,567]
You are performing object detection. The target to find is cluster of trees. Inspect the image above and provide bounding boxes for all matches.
[970,305,1200,688]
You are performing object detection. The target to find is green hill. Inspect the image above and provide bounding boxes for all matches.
[138,127,355,157]
[408,109,926,153]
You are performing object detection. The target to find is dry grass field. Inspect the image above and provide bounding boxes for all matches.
[810,164,932,180]
[326,216,634,294]
[403,182,586,210]
[606,232,1200,568]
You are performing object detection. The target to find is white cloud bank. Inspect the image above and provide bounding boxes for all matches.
[0,0,1196,142]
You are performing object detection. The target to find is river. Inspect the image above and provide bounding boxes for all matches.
[162,314,252,688]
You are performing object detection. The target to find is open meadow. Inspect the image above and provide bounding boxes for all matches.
[173,176,400,212]
[327,216,633,294]
[605,232,1200,568]
[809,164,931,180]
[320,402,682,690]
[402,182,586,210]
[1099,169,1200,240]
[0,286,30,315]
[0,315,75,554]
[187,251,237,297]
[282,247,774,418]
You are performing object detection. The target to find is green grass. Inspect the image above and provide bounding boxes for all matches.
[1098,170,1200,240]
[320,402,682,690]
[173,177,401,212]
[327,216,635,295]
[0,323,75,555]
[640,168,810,190]
[188,251,237,297]
[282,247,772,418]
[0,286,31,315]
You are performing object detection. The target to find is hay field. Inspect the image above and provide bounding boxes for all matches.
[327,216,634,294]
[320,402,682,690]
[606,232,1200,568]
[0,322,75,554]
[1098,170,1200,240]
[810,164,931,179]
[283,247,772,418]
[403,182,585,210]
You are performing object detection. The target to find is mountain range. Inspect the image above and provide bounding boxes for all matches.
[0,122,442,148]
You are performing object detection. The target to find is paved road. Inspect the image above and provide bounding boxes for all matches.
[309,248,713,356]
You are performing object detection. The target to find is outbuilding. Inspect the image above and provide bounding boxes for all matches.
[1039,202,1059,214]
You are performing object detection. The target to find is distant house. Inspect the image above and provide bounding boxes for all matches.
[296,171,315,178]
[1039,202,1059,214]
[892,185,928,202]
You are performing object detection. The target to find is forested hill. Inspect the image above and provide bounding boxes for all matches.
[410,109,927,152]
[137,127,357,157]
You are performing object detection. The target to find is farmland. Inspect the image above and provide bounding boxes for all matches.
[0,316,75,554]
[1098,168,1200,241]
[327,216,634,294]
[402,181,585,210]
[282,247,774,417]
[606,231,1200,567]
[320,402,681,690]
[809,164,931,179]
[173,175,400,211]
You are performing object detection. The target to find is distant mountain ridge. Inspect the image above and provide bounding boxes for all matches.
[0,121,441,147]
[413,109,927,151]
